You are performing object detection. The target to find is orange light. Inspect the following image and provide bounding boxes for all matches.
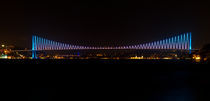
[130,56,144,59]
[163,57,172,59]
[195,56,201,60]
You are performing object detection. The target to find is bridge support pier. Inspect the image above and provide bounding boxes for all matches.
[32,50,37,59]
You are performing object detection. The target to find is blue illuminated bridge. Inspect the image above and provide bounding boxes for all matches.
[31,32,192,59]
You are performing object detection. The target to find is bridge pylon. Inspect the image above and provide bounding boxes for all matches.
[32,35,37,59]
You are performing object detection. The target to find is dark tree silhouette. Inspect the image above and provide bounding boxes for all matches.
[200,44,210,62]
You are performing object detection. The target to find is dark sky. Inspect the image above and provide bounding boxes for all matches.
[0,1,210,49]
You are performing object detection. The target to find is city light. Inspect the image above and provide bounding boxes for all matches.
[130,56,144,59]
[192,54,201,62]
[195,56,201,60]
[163,57,173,60]
[0,54,7,59]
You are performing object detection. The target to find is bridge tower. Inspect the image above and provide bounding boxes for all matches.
[32,35,37,59]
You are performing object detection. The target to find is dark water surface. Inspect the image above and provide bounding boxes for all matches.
[1,60,209,101]
[4,70,208,101]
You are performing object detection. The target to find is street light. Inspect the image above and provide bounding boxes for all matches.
[1,45,5,48]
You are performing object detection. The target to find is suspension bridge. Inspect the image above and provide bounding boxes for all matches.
[31,32,192,59]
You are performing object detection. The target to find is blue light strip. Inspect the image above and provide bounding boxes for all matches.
[35,36,37,50]
[174,36,176,49]
[61,43,62,50]
[170,38,173,49]
[39,37,42,50]
[52,41,55,50]
[53,41,55,50]
[189,32,192,54]
[32,36,34,51]
[171,37,174,49]
[47,39,49,50]
[154,42,156,49]
[168,38,171,49]
[35,36,37,49]
[150,43,152,49]
[183,33,186,50]
[154,41,156,49]
[183,34,185,50]
[45,39,47,50]
[172,37,174,49]
[43,38,45,50]
[162,40,164,49]
[40,37,41,50]
[37,37,39,50]
[150,42,152,49]
[49,40,51,50]
[186,33,189,49]
[34,36,37,59]
[42,38,44,50]
[163,39,166,49]
[160,40,162,49]
[55,42,58,50]
[180,34,183,49]
[158,41,160,49]
[56,41,57,50]
[145,43,148,49]
[59,42,61,50]
[39,37,41,50]
[178,35,180,49]
[68,44,70,49]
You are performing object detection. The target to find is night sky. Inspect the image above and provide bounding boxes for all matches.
[0,1,210,49]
